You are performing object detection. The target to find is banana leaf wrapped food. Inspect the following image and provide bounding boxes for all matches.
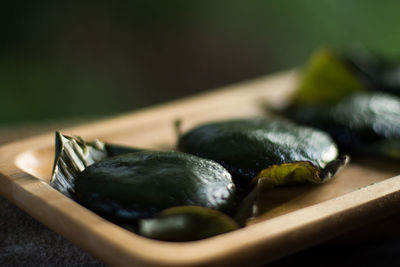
[283,48,400,159]
[50,132,238,241]
[177,117,348,188]
[76,151,236,220]
[285,92,400,158]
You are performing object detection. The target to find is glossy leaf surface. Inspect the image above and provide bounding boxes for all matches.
[234,157,348,225]
[75,151,236,221]
[286,93,400,158]
[178,117,341,186]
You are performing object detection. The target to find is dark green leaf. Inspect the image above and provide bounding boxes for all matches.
[234,157,348,225]
[75,151,236,221]
[178,117,342,187]
[286,93,400,158]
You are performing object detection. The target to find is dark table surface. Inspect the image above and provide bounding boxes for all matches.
[1,123,400,267]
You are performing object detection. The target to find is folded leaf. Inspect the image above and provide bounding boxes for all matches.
[50,132,108,198]
[50,132,144,198]
[235,156,349,225]
[292,49,366,107]
[252,161,321,187]
[139,206,239,241]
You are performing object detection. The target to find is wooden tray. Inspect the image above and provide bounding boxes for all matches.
[1,71,400,267]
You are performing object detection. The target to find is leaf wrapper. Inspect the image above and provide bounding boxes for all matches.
[50,132,146,198]
[275,48,400,160]
[292,49,366,107]
[50,132,108,198]
[138,206,239,241]
[235,156,349,225]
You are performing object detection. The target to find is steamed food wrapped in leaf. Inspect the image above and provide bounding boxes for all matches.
[284,48,400,159]
[285,93,400,159]
[50,132,142,198]
[51,133,238,240]
[75,151,236,221]
[178,117,348,188]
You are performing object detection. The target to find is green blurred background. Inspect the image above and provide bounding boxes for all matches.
[2,1,400,125]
